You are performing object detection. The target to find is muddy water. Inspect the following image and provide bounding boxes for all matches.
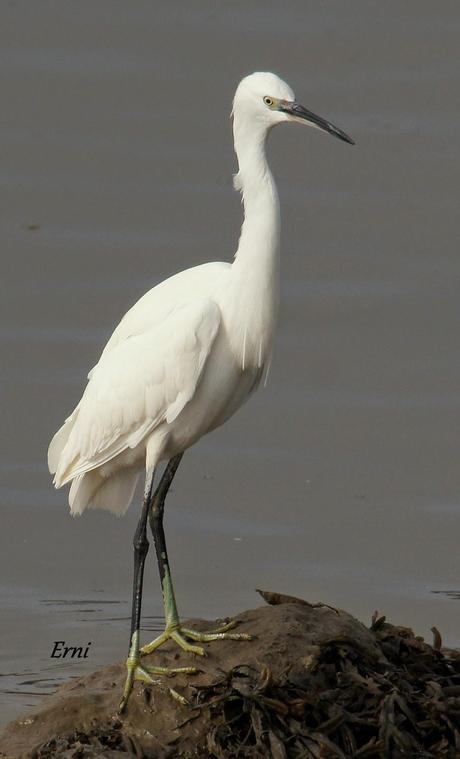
[1,1,460,727]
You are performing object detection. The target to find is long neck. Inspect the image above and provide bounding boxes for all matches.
[227,113,280,369]
[232,116,280,272]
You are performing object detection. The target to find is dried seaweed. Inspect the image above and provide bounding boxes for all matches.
[35,723,129,757]
[189,613,460,758]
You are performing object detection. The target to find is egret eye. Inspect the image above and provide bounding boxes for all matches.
[263,96,274,107]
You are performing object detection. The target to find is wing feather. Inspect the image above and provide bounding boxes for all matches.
[54,298,221,486]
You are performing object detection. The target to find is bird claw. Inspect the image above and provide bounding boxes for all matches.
[140,617,252,657]
[179,625,253,644]
[119,659,198,713]
[168,687,190,706]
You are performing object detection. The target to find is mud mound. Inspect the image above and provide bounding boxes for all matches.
[1,593,459,758]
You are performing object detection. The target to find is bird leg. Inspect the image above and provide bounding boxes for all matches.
[141,453,252,658]
[119,468,196,714]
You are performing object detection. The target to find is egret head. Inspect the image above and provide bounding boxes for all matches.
[234,71,354,145]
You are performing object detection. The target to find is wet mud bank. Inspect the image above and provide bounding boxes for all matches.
[1,593,460,758]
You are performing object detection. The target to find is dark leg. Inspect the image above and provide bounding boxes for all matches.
[119,467,196,714]
[149,453,183,631]
[141,454,252,658]
[130,469,154,638]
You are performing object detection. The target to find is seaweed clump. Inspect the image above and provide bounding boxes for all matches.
[190,605,460,758]
[32,726,128,758]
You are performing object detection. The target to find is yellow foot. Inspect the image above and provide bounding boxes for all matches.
[141,618,253,658]
[119,658,197,714]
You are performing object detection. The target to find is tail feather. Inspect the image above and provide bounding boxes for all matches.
[48,409,79,474]
[69,468,139,516]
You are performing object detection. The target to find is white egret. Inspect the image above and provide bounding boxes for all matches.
[48,71,354,711]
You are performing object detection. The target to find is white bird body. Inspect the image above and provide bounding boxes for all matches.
[49,109,280,514]
[49,71,352,519]
[48,71,354,712]
[49,271,269,511]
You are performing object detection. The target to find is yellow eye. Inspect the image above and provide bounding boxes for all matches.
[263,96,274,107]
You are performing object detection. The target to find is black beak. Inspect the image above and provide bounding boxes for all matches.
[281,100,355,145]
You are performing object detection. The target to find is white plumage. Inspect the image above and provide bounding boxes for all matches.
[48,71,354,712]
[49,71,353,518]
